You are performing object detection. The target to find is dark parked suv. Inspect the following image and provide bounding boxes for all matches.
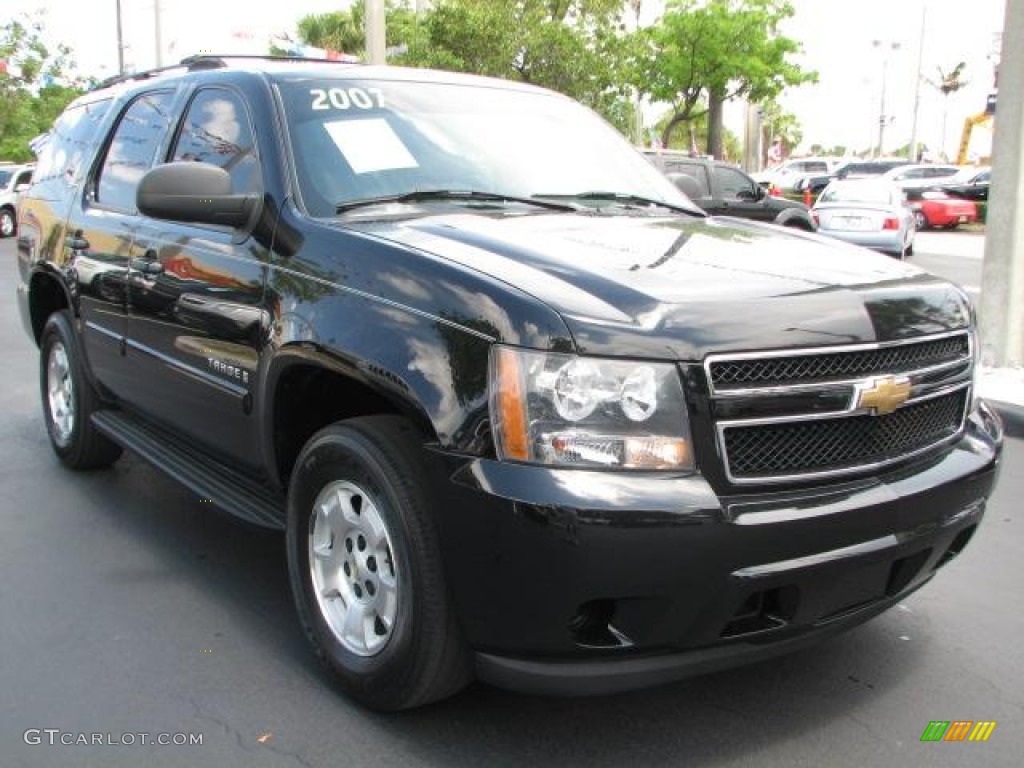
[16,56,1002,710]
[643,151,816,230]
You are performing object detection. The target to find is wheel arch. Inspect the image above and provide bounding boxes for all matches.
[27,266,75,346]
[261,348,442,491]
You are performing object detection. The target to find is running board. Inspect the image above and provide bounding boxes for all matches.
[91,410,285,530]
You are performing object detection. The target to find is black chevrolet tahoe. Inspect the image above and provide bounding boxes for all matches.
[15,56,1002,711]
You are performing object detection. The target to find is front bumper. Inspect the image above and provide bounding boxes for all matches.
[429,402,1002,696]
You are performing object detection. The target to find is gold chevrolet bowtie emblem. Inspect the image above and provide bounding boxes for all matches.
[856,376,912,415]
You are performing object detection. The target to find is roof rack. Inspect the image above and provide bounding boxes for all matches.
[91,54,358,92]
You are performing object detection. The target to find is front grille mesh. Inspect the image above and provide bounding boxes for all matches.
[710,334,969,390]
[723,390,967,479]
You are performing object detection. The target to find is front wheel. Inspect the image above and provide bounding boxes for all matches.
[39,311,122,469]
[286,416,471,710]
[0,208,15,238]
[913,210,928,231]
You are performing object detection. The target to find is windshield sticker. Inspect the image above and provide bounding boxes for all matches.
[323,119,418,174]
[310,87,384,111]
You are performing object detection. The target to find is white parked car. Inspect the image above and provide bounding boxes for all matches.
[0,162,34,238]
[880,163,962,191]
[812,179,915,259]
[753,157,841,191]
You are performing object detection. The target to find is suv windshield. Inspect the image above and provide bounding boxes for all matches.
[277,77,691,217]
[0,170,13,188]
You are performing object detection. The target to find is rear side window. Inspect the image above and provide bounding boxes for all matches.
[96,91,174,212]
[170,88,260,195]
[30,98,112,201]
[669,163,710,197]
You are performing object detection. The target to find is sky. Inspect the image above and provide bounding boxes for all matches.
[6,0,1008,160]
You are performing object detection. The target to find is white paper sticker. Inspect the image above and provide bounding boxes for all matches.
[323,119,419,175]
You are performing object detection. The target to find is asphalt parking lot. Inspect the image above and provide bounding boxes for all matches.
[1,236,1021,768]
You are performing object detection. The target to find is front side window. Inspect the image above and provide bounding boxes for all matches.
[277,78,687,217]
[171,89,260,195]
[713,166,756,200]
[96,91,174,212]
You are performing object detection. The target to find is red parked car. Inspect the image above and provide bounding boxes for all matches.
[906,189,978,230]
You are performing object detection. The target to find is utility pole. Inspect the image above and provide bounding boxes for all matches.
[154,0,164,67]
[979,0,1024,369]
[366,0,386,65]
[629,0,644,146]
[115,0,124,74]
[873,40,901,158]
[908,4,927,161]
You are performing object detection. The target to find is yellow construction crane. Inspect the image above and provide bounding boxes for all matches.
[957,92,997,165]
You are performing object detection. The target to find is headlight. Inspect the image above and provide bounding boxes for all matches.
[489,346,694,470]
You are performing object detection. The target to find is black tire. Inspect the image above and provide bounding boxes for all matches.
[782,219,814,232]
[0,207,15,238]
[913,210,928,231]
[39,311,122,469]
[286,415,471,710]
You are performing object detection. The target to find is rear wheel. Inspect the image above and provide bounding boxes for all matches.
[913,210,928,230]
[39,311,122,469]
[286,415,471,710]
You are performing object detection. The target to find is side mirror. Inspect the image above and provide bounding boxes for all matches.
[137,162,258,228]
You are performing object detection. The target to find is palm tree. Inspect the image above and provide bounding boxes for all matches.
[928,62,969,160]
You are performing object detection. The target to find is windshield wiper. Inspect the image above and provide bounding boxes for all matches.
[335,189,578,214]
[535,191,704,216]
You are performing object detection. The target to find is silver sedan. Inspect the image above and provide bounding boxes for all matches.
[811,179,915,258]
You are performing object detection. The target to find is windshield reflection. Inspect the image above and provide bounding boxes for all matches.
[278,77,689,217]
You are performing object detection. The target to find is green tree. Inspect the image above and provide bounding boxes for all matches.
[758,99,802,164]
[396,0,635,134]
[634,0,815,157]
[289,1,418,58]
[651,109,742,161]
[1,15,85,161]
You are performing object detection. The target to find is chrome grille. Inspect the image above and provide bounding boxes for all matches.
[723,390,968,480]
[707,331,973,484]
[709,333,969,391]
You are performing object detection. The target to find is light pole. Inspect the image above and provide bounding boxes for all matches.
[115,0,124,74]
[908,4,927,161]
[154,0,164,67]
[365,0,386,65]
[873,40,901,158]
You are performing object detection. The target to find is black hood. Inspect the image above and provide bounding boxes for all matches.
[346,212,970,360]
